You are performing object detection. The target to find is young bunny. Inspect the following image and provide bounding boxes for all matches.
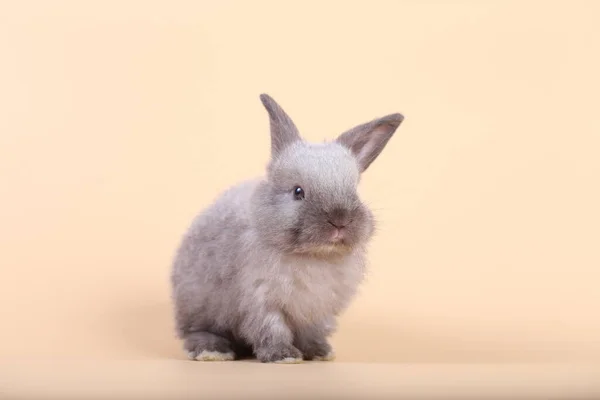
[171,94,404,363]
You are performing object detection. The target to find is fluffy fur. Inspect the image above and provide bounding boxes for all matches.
[171,94,404,363]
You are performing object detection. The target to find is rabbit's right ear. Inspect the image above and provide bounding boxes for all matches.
[260,94,300,157]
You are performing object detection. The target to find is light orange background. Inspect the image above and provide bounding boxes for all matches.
[1,0,599,398]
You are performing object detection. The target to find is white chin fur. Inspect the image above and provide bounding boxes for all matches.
[295,244,350,256]
[189,350,235,361]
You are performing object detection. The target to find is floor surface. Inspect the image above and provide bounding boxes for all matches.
[2,359,600,399]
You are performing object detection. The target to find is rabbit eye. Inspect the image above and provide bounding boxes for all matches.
[293,186,305,200]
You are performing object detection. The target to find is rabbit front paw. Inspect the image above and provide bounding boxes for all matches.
[255,344,303,364]
[296,338,335,361]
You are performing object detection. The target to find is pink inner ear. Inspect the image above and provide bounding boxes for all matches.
[363,125,385,153]
[355,124,389,168]
[336,113,403,172]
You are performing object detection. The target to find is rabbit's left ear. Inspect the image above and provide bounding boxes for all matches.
[260,94,301,158]
[336,113,404,173]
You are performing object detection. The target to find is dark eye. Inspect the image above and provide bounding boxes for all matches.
[293,186,305,200]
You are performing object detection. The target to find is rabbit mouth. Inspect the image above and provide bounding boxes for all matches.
[331,228,343,241]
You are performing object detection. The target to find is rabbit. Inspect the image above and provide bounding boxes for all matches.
[170,94,404,363]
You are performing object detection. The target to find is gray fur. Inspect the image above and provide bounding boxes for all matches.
[171,94,404,362]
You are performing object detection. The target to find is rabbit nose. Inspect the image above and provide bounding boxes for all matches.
[327,208,351,229]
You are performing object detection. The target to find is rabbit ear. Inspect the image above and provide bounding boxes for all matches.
[260,94,301,157]
[336,113,404,173]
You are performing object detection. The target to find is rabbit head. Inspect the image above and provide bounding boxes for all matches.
[251,94,404,256]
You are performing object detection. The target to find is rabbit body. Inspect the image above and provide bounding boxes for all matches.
[171,94,403,363]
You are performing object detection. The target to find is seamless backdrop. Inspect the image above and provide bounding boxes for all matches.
[1,0,600,398]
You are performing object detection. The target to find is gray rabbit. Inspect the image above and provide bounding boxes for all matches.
[171,94,404,363]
